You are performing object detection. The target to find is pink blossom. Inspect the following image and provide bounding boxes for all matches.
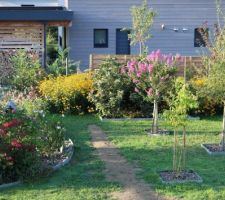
[146,88,153,97]
[134,87,139,93]
[147,64,154,73]
[165,54,173,66]
[127,61,136,73]
[175,53,184,63]
[160,77,166,81]
[138,62,148,74]
[133,79,140,84]
[147,49,162,62]
[120,66,126,74]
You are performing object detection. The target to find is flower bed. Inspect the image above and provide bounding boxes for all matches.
[0,108,66,187]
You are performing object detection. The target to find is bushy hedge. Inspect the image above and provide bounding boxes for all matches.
[89,58,152,118]
[39,73,93,114]
[190,78,223,116]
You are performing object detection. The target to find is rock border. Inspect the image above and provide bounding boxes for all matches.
[201,144,225,155]
[0,181,21,190]
[52,139,74,171]
[0,139,74,190]
[99,115,200,122]
[99,116,152,122]
[159,170,203,184]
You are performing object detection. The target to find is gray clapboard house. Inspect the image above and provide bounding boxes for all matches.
[0,0,224,70]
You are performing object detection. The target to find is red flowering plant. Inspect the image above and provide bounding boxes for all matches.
[124,50,180,134]
[0,108,42,184]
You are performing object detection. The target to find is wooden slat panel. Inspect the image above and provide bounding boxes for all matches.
[89,54,203,76]
[0,22,44,63]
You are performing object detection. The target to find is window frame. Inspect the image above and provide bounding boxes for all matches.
[94,29,108,48]
[194,27,209,47]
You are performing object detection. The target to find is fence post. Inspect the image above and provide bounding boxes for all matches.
[89,54,93,70]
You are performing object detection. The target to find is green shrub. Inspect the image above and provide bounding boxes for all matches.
[10,50,45,91]
[47,48,79,76]
[89,58,152,118]
[190,78,223,116]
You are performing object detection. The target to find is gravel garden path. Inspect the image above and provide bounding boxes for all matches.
[88,125,167,200]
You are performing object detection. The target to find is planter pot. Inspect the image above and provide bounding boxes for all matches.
[201,144,225,155]
[159,170,202,184]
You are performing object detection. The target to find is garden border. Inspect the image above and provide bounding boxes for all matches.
[99,116,200,122]
[0,139,74,190]
[158,170,203,184]
[52,139,74,171]
[201,144,225,155]
[0,181,21,190]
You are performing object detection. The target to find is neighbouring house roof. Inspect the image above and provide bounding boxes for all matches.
[0,6,73,22]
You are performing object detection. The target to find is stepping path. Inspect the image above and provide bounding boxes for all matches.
[88,125,168,200]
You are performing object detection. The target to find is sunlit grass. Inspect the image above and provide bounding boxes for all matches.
[99,116,225,200]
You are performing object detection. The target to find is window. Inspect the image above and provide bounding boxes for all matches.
[59,36,63,47]
[94,29,108,48]
[194,28,209,47]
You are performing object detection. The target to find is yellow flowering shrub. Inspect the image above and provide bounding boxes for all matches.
[191,78,222,116]
[39,73,93,114]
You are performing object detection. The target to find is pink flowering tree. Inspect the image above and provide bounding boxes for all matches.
[125,50,180,134]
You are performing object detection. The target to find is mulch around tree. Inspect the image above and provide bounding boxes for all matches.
[202,144,225,155]
[159,170,202,184]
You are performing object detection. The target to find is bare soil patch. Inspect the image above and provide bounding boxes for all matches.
[89,125,169,200]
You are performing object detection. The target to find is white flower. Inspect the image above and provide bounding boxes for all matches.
[56,126,61,130]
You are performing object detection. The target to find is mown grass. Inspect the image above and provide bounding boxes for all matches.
[99,116,225,200]
[0,115,119,200]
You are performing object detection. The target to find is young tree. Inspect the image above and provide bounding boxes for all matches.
[164,79,198,174]
[201,0,225,150]
[125,50,178,134]
[128,0,156,55]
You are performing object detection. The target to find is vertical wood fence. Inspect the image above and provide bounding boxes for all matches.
[89,54,204,75]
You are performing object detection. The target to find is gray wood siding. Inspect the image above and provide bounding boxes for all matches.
[69,0,224,69]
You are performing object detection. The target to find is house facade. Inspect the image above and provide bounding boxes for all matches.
[0,0,73,67]
[0,1,224,70]
[66,0,225,70]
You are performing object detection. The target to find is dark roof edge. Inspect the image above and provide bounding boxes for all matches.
[0,6,68,11]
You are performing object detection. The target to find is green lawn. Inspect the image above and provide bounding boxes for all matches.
[99,116,225,200]
[0,115,119,200]
[1,115,225,200]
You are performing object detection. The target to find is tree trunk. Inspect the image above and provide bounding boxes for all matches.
[173,130,177,173]
[152,99,159,134]
[221,102,225,151]
[182,126,186,170]
[139,42,143,55]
